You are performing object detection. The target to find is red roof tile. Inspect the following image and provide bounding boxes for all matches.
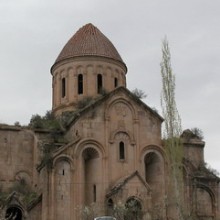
[53,23,126,67]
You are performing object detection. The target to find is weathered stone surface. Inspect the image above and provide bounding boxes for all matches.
[0,24,219,220]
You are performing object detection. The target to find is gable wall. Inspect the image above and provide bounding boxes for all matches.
[65,92,163,187]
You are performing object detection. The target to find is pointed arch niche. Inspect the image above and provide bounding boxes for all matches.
[196,186,215,218]
[142,148,165,210]
[81,146,102,205]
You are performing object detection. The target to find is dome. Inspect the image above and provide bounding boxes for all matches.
[52,23,126,70]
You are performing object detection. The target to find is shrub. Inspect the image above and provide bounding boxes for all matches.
[131,88,147,99]
[29,111,61,131]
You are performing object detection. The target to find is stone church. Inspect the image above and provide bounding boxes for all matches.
[0,23,219,220]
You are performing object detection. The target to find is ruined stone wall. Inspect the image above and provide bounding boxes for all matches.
[0,126,35,190]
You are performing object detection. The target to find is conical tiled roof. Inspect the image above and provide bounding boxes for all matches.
[53,23,126,68]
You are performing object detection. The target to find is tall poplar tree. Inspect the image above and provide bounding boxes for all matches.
[160,38,184,220]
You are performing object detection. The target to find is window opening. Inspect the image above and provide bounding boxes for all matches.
[61,77,66,98]
[78,74,83,94]
[93,184,97,202]
[119,141,125,160]
[107,199,114,215]
[107,199,113,208]
[62,169,65,175]
[97,74,103,94]
[114,77,118,88]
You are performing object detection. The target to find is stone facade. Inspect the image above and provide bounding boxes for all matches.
[0,23,219,220]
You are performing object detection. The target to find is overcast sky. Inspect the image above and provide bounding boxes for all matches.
[1,0,220,172]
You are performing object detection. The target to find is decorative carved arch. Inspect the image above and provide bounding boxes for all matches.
[76,65,84,73]
[109,129,135,145]
[53,154,74,170]
[97,65,104,73]
[67,66,74,73]
[195,183,216,217]
[74,139,105,159]
[86,64,93,74]
[140,145,166,163]
[196,183,216,204]
[105,98,137,121]
[60,69,66,78]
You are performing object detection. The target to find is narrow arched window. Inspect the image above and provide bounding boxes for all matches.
[97,74,103,94]
[93,184,96,202]
[61,77,66,98]
[114,77,118,88]
[107,199,113,208]
[119,141,125,160]
[78,74,83,94]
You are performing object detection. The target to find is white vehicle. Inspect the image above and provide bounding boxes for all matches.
[94,216,116,220]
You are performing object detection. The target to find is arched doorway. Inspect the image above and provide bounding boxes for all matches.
[144,151,165,218]
[5,206,22,220]
[125,198,142,220]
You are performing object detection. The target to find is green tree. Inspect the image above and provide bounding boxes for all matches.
[29,111,61,131]
[160,37,184,219]
[161,38,182,138]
